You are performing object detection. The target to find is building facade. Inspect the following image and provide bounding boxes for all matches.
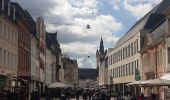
[96,38,108,86]
[45,32,61,83]
[0,0,18,93]
[140,6,170,99]
[30,33,40,93]
[36,17,46,95]
[45,47,53,84]
[107,0,170,96]
[15,3,36,97]
[62,57,79,87]
[78,68,97,88]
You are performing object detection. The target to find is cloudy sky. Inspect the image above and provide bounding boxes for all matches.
[12,0,162,68]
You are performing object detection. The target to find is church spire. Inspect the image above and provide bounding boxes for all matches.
[99,37,104,54]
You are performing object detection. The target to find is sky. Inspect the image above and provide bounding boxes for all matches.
[11,0,163,68]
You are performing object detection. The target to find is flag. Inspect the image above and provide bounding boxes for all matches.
[135,68,141,81]
[109,75,113,85]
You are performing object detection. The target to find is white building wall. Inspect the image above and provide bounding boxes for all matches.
[108,32,141,84]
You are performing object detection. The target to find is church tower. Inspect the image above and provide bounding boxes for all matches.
[99,38,104,54]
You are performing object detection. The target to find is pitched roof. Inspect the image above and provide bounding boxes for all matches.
[79,68,97,80]
[114,0,170,48]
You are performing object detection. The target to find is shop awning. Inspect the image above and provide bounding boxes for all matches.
[161,73,170,80]
[126,80,147,86]
[144,78,170,86]
[127,78,170,87]
[48,82,69,88]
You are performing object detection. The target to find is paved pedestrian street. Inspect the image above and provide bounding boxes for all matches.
[40,98,83,100]
[40,97,116,100]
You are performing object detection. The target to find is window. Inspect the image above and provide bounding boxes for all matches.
[115,68,117,78]
[157,50,159,66]
[5,25,8,39]
[0,22,2,37]
[8,52,10,67]
[8,27,10,40]
[15,32,18,44]
[4,24,6,38]
[121,66,122,77]
[160,48,162,65]
[129,63,131,75]
[126,64,128,76]
[0,48,2,65]
[131,43,133,56]
[11,54,13,68]
[113,69,114,78]
[123,48,125,59]
[4,50,6,66]
[128,45,130,57]
[125,46,128,58]
[134,41,136,54]
[119,66,121,77]
[14,55,16,68]
[137,39,139,52]
[121,49,122,60]
[111,56,112,65]
[137,60,139,69]
[117,67,118,78]
[132,62,134,75]
[123,65,125,76]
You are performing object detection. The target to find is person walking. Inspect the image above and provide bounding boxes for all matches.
[61,91,66,100]
[92,92,101,100]
[140,93,144,100]
[82,90,88,100]
[34,89,40,100]
[75,89,80,100]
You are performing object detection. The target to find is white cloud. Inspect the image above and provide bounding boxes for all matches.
[11,0,122,68]
[109,0,122,11]
[124,0,163,19]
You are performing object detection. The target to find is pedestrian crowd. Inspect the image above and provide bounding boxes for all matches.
[58,88,111,100]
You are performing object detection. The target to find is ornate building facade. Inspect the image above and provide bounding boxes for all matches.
[139,5,170,99]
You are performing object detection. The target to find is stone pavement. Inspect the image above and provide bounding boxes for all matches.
[40,97,84,100]
[40,97,116,100]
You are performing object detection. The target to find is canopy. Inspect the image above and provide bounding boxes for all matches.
[161,73,170,80]
[127,78,170,87]
[144,78,170,86]
[48,82,69,88]
[126,80,147,86]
